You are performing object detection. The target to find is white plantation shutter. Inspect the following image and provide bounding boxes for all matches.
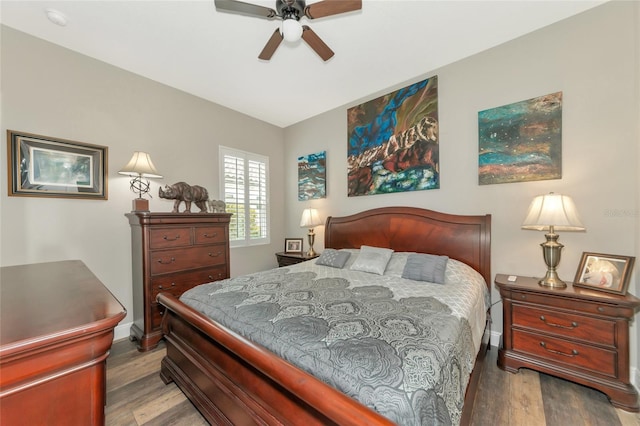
[220,146,269,246]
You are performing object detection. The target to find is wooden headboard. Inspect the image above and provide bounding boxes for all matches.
[324,206,492,286]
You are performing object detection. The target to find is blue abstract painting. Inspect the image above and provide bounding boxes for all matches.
[478,92,562,185]
[298,151,326,201]
[347,76,439,197]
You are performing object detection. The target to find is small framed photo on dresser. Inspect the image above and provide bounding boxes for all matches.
[284,238,303,254]
[573,252,635,295]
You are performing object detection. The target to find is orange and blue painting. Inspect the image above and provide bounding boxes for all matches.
[478,92,562,185]
[298,151,326,201]
[347,76,439,197]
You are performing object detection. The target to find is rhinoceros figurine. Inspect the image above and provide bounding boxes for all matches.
[159,182,209,213]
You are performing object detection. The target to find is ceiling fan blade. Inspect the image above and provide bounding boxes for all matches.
[214,0,278,19]
[304,0,362,19]
[258,28,284,60]
[301,26,334,61]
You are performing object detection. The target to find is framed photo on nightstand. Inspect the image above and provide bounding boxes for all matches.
[284,238,303,254]
[573,252,635,295]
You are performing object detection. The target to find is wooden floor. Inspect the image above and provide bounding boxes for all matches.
[106,339,640,425]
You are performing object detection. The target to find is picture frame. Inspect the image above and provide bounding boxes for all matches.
[573,252,635,295]
[7,130,108,200]
[284,238,303,254]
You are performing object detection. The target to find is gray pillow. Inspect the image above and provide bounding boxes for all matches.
[350,245,394,275]
[315,249,351,269]
[402,253,449,284]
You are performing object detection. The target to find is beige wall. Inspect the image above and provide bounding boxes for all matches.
[2,0,639,383]
[284,1,640,374]
[0,25,286,338]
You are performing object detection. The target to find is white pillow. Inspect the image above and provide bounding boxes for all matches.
[350,245,394,275]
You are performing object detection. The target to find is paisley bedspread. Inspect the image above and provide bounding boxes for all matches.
[180,254,488,425]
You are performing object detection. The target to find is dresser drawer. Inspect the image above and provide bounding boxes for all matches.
[512,304,615,347]
[151,267,227,299]
[150,301,164,330]
[151,245,227,275]
[149,227,191,249]
[195,226,226,245]
[512,329,617,377]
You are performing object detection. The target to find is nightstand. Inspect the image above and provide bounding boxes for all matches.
[275,252,319,267]
[495,274,640,411]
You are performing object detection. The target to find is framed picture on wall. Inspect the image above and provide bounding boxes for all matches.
[7,130,108,200]
[573,252,635,295]
[298,151,326,201]
[284,238,303,254]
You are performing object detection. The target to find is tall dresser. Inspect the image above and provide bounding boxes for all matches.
[126,212,231,351]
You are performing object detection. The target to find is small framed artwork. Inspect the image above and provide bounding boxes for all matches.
[573,252,635,295]
[7,130,108,199]
[284,238,303,254]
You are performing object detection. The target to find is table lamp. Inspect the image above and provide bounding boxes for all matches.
[522,192,585,288]
[300,208,322,257]
[118,151,163,211]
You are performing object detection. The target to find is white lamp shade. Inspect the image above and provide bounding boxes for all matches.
[281,18,303,42]
[118,151,163,178]
[522,193,585,232]
[300,208,322,228]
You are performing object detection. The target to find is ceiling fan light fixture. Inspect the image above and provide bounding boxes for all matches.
[281,18,302,42]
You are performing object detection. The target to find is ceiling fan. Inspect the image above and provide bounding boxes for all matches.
[214,0,362,61]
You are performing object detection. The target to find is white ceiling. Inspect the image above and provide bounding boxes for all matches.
[0,0,606,128]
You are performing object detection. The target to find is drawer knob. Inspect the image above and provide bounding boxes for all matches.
[204,232,218,238]
[157,257,176,265]
[163,235,181,241]
[158,285,163,289]
[208,251,222,257]
[597,306,605,312]
[539,315,578,330]
[540,341,579,357]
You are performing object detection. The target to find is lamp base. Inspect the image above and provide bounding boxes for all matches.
[538,230,567,288]
[306,229,316,257]
[538,270,567,288]
[132,198,149,212]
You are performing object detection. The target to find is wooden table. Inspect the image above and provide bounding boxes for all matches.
[0,260,127,425]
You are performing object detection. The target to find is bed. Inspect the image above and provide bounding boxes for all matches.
[158,206,491,425]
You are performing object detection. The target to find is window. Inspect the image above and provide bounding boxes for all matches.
[219,146,269,247]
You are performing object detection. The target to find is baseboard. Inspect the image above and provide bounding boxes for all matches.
[114,321,132,342]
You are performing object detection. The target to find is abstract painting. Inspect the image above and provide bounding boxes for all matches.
[478,92,562,185]
[347,76,439,197]
[298,151,326,200]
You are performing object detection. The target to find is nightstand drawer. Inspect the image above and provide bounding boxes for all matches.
[149,227,192,249]
[513,304,615,347]
[511,290,623,317]
[151,245,227,274]
[512,329,616,377]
